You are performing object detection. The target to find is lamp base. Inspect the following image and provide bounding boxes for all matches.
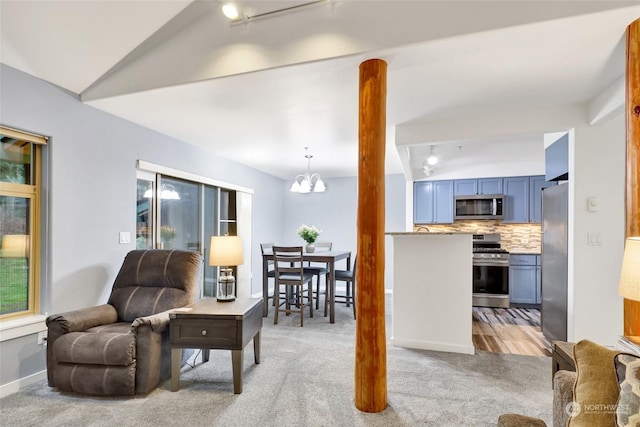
[216,268,236,302]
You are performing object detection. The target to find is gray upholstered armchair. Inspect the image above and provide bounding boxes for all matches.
[46,250,202,396]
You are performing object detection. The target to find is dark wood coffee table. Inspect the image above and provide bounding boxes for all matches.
[169,297,263,394]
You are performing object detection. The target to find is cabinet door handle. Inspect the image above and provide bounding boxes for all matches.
[201,330,207,336]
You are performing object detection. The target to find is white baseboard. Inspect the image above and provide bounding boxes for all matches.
[390,337,475,355]
[0,370,47,398]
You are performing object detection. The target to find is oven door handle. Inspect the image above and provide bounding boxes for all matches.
[473,261,509,267]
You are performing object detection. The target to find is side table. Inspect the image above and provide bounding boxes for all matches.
[169,297,263,394]
[551,341,575,387]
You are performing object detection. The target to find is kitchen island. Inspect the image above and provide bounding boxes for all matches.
[387,232,474,355]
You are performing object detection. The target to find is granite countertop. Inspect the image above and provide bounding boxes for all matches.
[509,251,541,255]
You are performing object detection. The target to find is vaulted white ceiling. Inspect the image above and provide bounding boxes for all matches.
[1,1,638,181]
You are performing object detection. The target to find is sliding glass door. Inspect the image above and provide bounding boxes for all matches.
[136,171,237,297]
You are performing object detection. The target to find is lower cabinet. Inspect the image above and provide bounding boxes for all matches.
[509,254,541,304]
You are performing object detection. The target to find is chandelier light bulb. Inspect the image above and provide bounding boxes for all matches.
[222,3,239,20]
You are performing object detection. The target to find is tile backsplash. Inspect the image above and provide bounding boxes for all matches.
[414,220,541,253]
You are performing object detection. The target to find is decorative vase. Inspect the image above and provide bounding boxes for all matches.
[306,243,315,253]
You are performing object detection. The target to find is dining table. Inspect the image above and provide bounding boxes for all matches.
[261,249,352,324]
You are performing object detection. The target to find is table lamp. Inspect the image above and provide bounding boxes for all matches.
[619,237,640,303]
[209,235,243,302]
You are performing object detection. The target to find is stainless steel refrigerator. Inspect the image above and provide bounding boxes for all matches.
[541,183,569,342]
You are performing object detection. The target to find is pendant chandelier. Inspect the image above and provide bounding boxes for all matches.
[290,148,326,193]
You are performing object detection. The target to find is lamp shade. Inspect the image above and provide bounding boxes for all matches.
[209,235,243,266]
[619,237,640,302]
[1,234,29,258]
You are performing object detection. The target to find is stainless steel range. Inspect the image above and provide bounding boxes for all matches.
[472,233,510,308]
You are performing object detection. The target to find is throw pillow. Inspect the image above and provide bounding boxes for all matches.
[615,353,640,427]
[567,339,620,427]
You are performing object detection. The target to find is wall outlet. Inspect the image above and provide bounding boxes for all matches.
[37,331,47,345]
[587,232,603,246]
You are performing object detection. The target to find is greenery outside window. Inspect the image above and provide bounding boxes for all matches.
[0,126,45,319]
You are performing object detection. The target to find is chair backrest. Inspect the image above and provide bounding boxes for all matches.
[108,249,203,322]
[261,243,275,268]
[260,243,273,255]
[272,246,306,284]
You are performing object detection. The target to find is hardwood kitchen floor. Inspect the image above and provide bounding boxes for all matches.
[472,307,552,357]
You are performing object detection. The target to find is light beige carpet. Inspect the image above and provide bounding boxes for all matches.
[0,297,553,426]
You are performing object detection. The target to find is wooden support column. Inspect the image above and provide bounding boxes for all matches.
[355,58,387,413]
[625,18,640,337]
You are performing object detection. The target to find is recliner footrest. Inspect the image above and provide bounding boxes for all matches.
[53,331,135,366]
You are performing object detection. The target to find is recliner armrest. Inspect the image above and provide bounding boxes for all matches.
[46,304,118,333]
[131,307,180,333]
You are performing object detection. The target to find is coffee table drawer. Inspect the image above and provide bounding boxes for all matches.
[171,319,238,348]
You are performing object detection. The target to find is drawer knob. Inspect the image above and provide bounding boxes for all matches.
[201,330,207,336]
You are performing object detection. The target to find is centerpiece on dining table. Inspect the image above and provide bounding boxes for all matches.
[297,224,321,253]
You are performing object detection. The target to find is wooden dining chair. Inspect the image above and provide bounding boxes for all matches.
[273,246,315,326]
[260,243,276,308]
[304,242,332,310]
[328,255,357,319]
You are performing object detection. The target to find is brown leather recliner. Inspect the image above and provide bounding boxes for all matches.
[46,249,202,396]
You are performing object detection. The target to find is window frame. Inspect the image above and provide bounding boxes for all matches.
[0,126,45,320]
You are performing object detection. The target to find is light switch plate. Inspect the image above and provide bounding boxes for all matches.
[119,232,131,244]
[587,197,598,212]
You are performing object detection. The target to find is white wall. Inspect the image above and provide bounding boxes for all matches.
[569,113,625,345]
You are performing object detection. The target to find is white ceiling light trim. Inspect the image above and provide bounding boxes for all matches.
[224,0,332,25]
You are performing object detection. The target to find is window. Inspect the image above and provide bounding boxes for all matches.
[136,160,252,299]
[0,126,46,319]
[136,171,235,297]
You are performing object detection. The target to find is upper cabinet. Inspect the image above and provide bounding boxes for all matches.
[503,177,530,223]
[529,176,556,223]
[414,180,454,224]
[503,175,555,223]
[454,178,503,196]
[415,175,552,225]
[545,134,569,182]
[479,178,503,195]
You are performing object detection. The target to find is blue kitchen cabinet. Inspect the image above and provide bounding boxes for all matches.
[433,180,454,223]
[529,175,556,223]
[454,179,478,196]
[414,181,434,224]
[503,177,530,223]
[509,254,538,304]
[545,133,569,182]
[478,178,503,195]
[414,180,454,224]
[454,178,503,195]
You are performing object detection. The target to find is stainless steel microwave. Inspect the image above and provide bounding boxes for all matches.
[454,195,503,220]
